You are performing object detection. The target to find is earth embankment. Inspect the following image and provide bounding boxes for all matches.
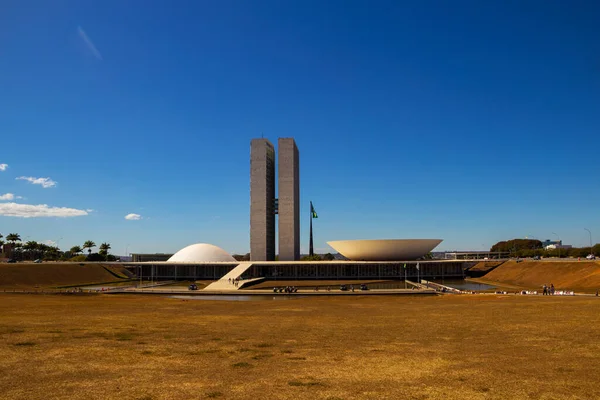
[472,260,600,292]
[0,263,131,289]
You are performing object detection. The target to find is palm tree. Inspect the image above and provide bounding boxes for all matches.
[82,240,96,255]
[46,246,60,261]
[6,233,21,244]
[99,242,111,256]
[23,241,38,260]
[70,245,83,256]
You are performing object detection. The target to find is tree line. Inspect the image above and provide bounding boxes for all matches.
[0,233,116,262]
[490,238,599,258]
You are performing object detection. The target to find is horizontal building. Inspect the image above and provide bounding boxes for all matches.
[124,260,468,281]
[131,253,174,262]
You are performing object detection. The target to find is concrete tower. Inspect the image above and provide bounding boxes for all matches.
[278,138,300,261]
[250,139,276,261]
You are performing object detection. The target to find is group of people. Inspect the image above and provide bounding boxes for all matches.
[227,277,241,287]
[542,283,555,295]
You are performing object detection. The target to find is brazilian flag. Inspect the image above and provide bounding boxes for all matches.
[310,202,318,219]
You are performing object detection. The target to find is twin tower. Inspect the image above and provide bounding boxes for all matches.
[250,138,299,261]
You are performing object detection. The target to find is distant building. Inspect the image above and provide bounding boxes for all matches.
[131,253,173,262]
[541,240,572,250]
[541,240,561,248]
[544,244,572,250]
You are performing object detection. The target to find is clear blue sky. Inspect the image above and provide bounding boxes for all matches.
[1,0,599,255]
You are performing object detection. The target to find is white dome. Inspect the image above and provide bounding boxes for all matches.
[167,243,236,263]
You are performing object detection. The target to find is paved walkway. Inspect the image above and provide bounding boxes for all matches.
[203,262,254,291]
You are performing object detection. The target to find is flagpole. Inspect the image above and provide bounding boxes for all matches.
[309,201,314,257]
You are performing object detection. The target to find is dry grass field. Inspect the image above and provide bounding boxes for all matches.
[1,294,600,400]
[473,260,600,293]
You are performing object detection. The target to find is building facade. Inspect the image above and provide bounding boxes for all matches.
[278,138,300,261]
[127,260,467,281]
[130,253,173,262]
[250,139,276,261]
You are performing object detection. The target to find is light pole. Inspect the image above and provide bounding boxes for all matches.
[584,228,593,256]
[552,232,561,258]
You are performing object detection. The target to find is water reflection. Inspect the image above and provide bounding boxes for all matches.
[170,295,305,301]
[366,280,495,291]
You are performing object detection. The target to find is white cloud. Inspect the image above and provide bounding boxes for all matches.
[0,193,22,201]
[43,240,57,246]
[16,176,57,188]
[0,164,8,171]
[78,26,103,60]
[125,213,142,220]
[0,203,89,218]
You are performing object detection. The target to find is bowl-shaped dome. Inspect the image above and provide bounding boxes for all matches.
[167,243,236,263]
[327,239,442,261]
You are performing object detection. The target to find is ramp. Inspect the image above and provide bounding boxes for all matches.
[203,262,254,291]
[405,280,429,290]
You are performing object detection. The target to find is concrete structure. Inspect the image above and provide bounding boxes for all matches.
[126,260,467,281]
[327,239,443,261]
[250,139,276,261]
[278,138,300,261]
[167,243,236,263]
[131,253,173,262]
[203,262,255,291]
[126,242,467,283]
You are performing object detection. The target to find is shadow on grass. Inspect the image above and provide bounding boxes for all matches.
[255,342,273,348]
[288,379,325,387]
[232,362,252,368]
[115,333,135,341]
[14,341,36,347]
[252,353,273,360]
